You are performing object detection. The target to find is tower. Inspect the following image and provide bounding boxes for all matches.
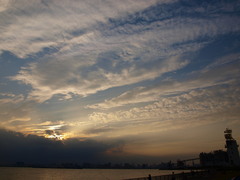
[224,128,240,166]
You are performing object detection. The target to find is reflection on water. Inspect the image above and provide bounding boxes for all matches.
[0,167,188,180]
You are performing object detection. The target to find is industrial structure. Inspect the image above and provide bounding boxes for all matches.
[199,128,240,167]
[199,150,228,167]
[224,128,240,166]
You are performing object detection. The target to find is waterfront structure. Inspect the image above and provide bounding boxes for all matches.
[224,128,240,166]
[199,150,228,167]
[199,128,240,167]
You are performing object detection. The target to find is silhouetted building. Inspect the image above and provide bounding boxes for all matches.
[177,159,185,168]
[199,128,240,167]
[199,150,228,167]
[224,128,240,166]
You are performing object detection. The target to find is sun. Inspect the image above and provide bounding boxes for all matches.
[45,133,65,140]
[43,124,71,140]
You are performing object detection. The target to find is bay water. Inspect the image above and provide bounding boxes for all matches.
[0,167,188,180]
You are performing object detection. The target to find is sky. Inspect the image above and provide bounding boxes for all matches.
[0,0,240,164]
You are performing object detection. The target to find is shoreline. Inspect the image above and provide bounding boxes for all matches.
[125,169,240,180]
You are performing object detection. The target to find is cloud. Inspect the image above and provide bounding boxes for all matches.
[0,94,73,137]
[0,128,125,164]
[8,0,239,59]
[0,0,9,12]
[3,0,240,102]
[89,53,240,109]
[45,129,54,135]
[88,84,240,137]
[0,93,24,104]
[1,1,240,155]
[83,127,115,135]
[0,0,162,58]
[0,93,33,129]
[0,127,219,164]
[11,51,189,102]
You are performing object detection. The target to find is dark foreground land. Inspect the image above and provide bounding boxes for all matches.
[203,170,240,180]
[125,169,240,180]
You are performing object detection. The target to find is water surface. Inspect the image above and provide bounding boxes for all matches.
[0,167,187,180]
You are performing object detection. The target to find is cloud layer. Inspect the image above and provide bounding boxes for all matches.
[88,84,240,136]
[89,53,240,109]
[0,128,120,164]
[3,0,239,102]
[1,0,240,162]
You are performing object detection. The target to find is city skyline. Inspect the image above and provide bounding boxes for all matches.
[0,0,240,164]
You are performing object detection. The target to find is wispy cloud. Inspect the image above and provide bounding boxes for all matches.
[0,0,9,12]
[88,84,240,137]
[1,0,240,160]
[0,93,24,104]
[3,0,240,102]
[0,96,33,130]
[89,53,240,109]
[11,47,189,102]
[0,0,161,58]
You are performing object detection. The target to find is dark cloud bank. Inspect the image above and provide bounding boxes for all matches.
[0,129,184,166]
[0,128,117,165]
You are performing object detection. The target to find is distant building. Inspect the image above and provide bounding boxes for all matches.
[199,128,240,167]
[199,150,228,167]
[224,128,240,166]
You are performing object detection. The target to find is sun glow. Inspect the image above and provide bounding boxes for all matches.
[42,123,71,140]
[45,133,65,140]
[44,131,72,140]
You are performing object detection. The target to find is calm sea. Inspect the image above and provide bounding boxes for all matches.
[0,167,187,180]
